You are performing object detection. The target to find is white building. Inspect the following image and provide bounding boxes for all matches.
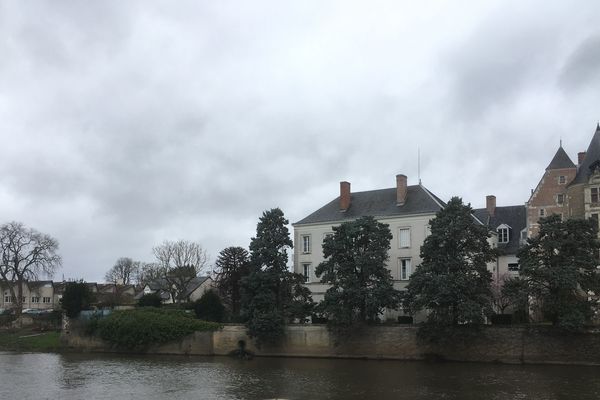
[292,174,445,319]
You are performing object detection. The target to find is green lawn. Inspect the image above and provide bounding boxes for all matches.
[0,330,62,352]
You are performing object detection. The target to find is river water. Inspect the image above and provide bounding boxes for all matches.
[1,352,600,400]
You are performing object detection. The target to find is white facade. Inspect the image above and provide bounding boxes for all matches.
[293,212,436,318]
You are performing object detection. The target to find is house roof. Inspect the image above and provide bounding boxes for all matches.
[294,184,445,225]
[472,205,526,255]
[546,146,576,170]
[571,124,600,185]
[183,276,211,298]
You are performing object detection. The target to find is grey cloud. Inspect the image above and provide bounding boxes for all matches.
[559,35,600,92]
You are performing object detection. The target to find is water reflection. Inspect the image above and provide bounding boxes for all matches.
[1,352,600,400]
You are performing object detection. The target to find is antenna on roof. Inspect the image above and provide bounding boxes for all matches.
[560,137,562,147]
[418,147,422,185]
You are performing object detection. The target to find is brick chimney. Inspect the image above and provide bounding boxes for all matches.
[340,181,351,211]
[578,152,587,165]
[396,174,407,205]
[486,195,496,216]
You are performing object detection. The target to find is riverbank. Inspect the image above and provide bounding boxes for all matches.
[0,329,61,352]
[61,324,600,366]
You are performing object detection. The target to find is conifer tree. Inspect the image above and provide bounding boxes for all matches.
[517,214,600,330]
[404,197,495,326]
[316,216,400,333]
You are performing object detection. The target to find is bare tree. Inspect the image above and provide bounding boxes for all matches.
[152,240,209,302]
[105,257,140,285]
[0,222,61,314]
[491,273,512,314]
[134,262,163,287]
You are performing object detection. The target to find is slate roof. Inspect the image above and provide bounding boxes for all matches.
[571,124,600,185]
[472,205,526,255]
[546,146,576,170]
[183,276,210,298]
[294,184,445,225]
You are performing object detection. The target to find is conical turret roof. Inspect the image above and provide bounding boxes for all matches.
[546,146,576,170]
[571,124,600,185]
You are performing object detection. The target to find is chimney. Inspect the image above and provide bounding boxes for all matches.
[578,152,586,165]
[340,181,351,211]
[396,174,407,205]
[486,195,496,216]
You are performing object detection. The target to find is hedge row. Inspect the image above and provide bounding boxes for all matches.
[96,308,221,349]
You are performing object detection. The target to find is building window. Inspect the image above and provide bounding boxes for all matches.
[42,297,51,304]
[557,194,564,204]
[497,227,509,243]
[539,209,545,217]
[592,188,599,204]
[31,297,40,303]
[399,258,412,280]
[302,235,311,253]
[302,263,311,283]
[591,213,599,227]
[398,228,411,248]
[508,263,520,272]
[558,176,566,185]
[4,296,11,303]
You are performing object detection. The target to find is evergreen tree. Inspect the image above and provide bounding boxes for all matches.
[61,281,95,318]
[517,214,600,330]
[214,246,251,319]
[242,208,313,344]
[315,216,400,333]
[194,290,226,322]
[404,197,496,327]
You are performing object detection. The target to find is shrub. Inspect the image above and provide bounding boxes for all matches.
[490,314,512,325]
[137,293,163,308]
[397,316,414,324]
[97,308,220,349]
[194,290,226,322]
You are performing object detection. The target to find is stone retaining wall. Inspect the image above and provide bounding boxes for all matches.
[62,324,600,365]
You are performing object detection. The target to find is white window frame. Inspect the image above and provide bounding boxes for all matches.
[31,297,40,303]
[302,235,311,254]
[4,296,11,303]
[302,263,311,283]
[497,227,509,243]
[558,175,566,185]
[399,258,412,280]
[42,297,51,304]
[592,187,599,204]
[557,193,564,204]
[539,208,545,217]
[398,227,411,248]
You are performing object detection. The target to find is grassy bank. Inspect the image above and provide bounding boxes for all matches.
[0,329,62,352]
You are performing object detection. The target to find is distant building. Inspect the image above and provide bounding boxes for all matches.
[473,196,526,279]
[527,124,600,235]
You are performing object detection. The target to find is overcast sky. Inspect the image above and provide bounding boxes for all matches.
[1,1,600,282]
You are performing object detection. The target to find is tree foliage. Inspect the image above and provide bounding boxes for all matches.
[194,290,226,322]
[0,222,61,314]
[242,208,313,344]
[105,257,140,285]
[404,197,496,327]
[315,216,400,333]
[214,246,251,318]
[137,292,163,308]
[96,308,220,349]
[152,240,209,302]
[516,215,600,330]
[61,281,95,318]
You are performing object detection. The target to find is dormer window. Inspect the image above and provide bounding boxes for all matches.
[497,224,510,243]
[592,188,599,204]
